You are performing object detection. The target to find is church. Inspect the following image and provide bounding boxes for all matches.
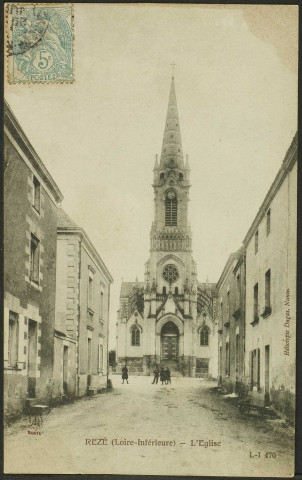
[116,76,218,378]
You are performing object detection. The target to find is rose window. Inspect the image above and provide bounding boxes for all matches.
[163,264,179,284]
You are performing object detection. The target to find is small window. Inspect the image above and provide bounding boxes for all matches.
[227,291,230,321]
[254,283,259,321]
[266,209,271,236]
[179,172,183,181]
[175,286,178,295]
[235,334,240,373]
[200,326,209,346]
[265,269,271,308]
[30,234,40,284]
[100,289,104,320]
[160,172,165,180]
[32,176,41,213]
[255,230,258,254]
[163,287,166,295]
[251,348,260,389]
[98,344,103,373]
[87,338,92,373]
[8,311,19,368]
[236,274,240,309]
[131,325,140,346]
[88,269,94,311]
[225,341,230,376]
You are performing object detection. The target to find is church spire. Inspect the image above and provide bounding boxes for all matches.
[160,76,184,169]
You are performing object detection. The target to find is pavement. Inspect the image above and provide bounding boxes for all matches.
[4,376,294,476]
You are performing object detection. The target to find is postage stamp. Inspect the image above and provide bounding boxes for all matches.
[5,3,74,84]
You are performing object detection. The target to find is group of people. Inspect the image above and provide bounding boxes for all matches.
[152,366,171,385]
[121,365,171,385]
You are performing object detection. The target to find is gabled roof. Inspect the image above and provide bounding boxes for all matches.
[156,293,184,318]
[4,101,63,204]
[243,133,297,246]
[216,246,245,291]
[120,281,144,298]
[57,208,113,284]
[57,207,79,228]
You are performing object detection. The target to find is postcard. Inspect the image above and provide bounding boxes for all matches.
[4,3,297,476]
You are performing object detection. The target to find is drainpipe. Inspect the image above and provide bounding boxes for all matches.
[76,235,82,396]
[106,283,110,387]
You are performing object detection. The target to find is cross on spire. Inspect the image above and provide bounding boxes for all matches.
[170,61,176,77]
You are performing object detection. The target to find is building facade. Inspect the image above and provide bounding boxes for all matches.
[243,134,297,420]
[116,77,218,377]
[217,248,246,393]
[4,102,64,417]
[55,209,113,397]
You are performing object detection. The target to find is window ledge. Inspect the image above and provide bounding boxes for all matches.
[30,279,41,291]
[5,365,22,371]
[31,205,41,216]
[250,315,259,327]
[260,307,272,318]
[87,307,94,316]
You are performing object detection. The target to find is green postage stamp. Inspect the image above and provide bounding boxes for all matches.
[6,3,74,83]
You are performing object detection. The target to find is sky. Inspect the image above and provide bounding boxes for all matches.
[5,4,298,349]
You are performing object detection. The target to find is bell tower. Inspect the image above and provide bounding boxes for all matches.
[144,75,198,377]
[151,76,192,255]
[116,73,218,379]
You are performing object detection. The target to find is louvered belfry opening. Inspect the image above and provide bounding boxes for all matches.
[165,196,177,226]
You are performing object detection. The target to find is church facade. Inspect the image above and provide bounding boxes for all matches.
[116,77,218,378]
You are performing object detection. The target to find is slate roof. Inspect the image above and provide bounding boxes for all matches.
[57,208,79,229]
[197,282,217,297]
[120,281,144,298]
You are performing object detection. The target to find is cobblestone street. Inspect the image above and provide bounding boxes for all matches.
[4,376,294,476]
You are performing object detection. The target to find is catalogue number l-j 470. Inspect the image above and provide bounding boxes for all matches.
[250,452,277,458]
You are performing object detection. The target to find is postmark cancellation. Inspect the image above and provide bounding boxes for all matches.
[5,3,74,84]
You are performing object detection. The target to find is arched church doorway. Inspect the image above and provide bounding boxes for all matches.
[161,321,179,365]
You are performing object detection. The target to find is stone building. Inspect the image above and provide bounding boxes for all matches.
[217,247,246,393]
[55,209,113,396]
[4,102,64,417]
[116,77,218,378]
[243,134,297,420]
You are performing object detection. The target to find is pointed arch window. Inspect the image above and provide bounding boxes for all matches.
[200,326,209,346]
[131,325,140,346]
[165,191,177,226]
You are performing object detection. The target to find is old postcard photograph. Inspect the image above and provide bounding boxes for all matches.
[3,3,298,476]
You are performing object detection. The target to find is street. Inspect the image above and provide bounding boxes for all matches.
[4,376,294,476]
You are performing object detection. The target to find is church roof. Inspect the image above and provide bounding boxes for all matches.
[160,76,184,169]
[198,282,217,297]
[120,281,144,298]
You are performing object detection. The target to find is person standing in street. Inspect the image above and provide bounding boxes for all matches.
[122,365,129,384]
[165,367,171,384]
[160,367,166,385]
[152,366,159,384]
